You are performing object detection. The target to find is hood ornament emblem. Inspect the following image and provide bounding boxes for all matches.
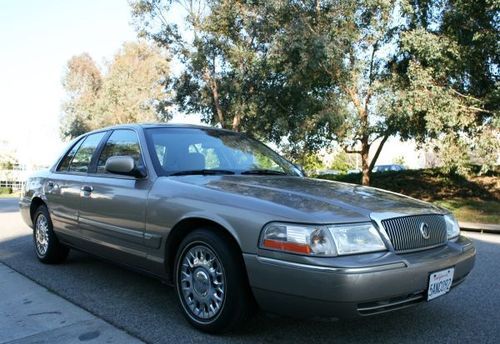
[420,222,430,239]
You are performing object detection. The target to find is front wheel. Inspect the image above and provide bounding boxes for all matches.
[174,229,254,333]
[33,205,69,264]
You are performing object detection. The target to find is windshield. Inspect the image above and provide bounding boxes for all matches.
[144,127,301,177]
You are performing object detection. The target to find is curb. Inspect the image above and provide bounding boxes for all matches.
[0,263,144,344]
[459,221,500,234]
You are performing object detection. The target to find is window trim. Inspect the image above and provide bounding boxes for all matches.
[52,130,109,176]
[88,130,112,174]
[89,128,148,178]
[144,127,300,177]
[53,137,84,173]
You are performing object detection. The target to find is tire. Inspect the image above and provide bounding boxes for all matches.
[33,205,69,264]
[174,228,254,333]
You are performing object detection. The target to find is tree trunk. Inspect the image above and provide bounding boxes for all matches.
[360,134,390,186]
[232,114,241,131]
[204,68,225,127]
[360,138,371,186]
[210,80,225,127]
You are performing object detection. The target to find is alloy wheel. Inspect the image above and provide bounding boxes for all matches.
[178,244,226,321]
[35,214,49,256]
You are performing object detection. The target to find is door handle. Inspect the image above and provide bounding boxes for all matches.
[81,185,93,193]
[47,181,55,188]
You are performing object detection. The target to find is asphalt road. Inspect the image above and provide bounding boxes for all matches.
[1,198,499,343]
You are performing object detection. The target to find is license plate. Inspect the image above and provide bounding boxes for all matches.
[427,267,454,301]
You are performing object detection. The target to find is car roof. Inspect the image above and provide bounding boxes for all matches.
[102,122,214,130]
[86,123,240,135]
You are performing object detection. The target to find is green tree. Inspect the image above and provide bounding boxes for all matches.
[392,155,406,167]
[394,0,499,173]
[131,0,499,184]
[131,0,330,139]
[61,53,102,138]
[61,41,171,139]
[330,151,357,173]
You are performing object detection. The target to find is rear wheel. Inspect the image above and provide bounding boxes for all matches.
[174,228,254,333]
[33,205,69,264]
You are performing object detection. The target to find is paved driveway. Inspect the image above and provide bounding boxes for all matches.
[0,198,499,343]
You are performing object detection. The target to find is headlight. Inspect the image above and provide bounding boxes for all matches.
[328,223,387,255]
[259,222,386,256]
[444,214,460,239]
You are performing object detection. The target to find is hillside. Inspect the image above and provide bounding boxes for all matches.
[316,168,499,224]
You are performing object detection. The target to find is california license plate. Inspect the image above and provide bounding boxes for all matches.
[427,267,454,301]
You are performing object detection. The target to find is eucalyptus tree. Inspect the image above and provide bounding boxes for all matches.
[61,53,102,138]
[61,41,171,139]
[131,0,499,184]
[395,0,499,173]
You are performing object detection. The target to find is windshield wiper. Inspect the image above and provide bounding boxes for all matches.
[169,169,235,176]
[241,169,288,176]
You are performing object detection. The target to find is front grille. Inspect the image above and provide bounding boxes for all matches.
[381,215,447,253]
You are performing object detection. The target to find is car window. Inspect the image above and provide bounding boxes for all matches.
[188,143,221,169]
[145,128,300,176]
[57,138,84,172]
[96,130,142,174]
[67,132,106,173]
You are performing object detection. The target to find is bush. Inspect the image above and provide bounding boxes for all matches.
[316,168,499,202]
[0,187,13,194]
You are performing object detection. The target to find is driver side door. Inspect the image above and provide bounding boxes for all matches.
[78,129,154,268]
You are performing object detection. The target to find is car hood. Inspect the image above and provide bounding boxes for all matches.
[172,175,444,223]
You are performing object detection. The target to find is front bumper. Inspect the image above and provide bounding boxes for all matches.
[244,235,475,318]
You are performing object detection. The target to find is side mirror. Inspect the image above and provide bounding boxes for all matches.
[105,156,146,178]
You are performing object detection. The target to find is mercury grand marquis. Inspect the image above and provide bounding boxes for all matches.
[19,124,476,333]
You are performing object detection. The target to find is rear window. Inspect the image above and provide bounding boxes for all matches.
[57,138,84,172]
[57,132,106,173]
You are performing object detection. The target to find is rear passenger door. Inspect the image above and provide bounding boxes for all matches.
[78,129,154,267]
[45,132,106,240]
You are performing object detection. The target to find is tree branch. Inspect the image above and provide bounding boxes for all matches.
[364,39,379,114]
[368,134,390,171]
[343,145,361,154]
[345,86,364,116]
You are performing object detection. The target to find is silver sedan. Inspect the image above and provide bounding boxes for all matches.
[20,124,475,333]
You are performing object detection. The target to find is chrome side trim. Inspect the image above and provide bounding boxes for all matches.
[80,217,143,238]
[256,256,407,274]
[52,210,78,222]
[79,217,162,248]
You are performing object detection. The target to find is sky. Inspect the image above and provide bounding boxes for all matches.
[0,0,198,167]
[0,0,423,169]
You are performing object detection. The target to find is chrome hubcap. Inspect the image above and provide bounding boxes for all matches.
[35,214,49,255]
[179,245,225,320]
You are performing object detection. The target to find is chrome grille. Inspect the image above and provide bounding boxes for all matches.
[381,215,447,253]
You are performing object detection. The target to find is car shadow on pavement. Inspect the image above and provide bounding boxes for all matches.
[0,232,499,344]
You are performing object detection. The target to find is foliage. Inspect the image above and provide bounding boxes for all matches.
[0,187,13,195]
[392,155,406,167]
[293,151,325,173]
[318,167,500,201]
[0,161,15,170]
[330,151,357,173]
[394,0,499,173]
[130,0,499,185]
[61,41,171,139]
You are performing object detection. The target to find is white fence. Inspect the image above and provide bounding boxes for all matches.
[0,180,24,191]
[0,167,29,191]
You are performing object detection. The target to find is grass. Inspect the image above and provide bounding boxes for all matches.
[0,191,20,198]
[316,168,499,224]
[433,199,500,224]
